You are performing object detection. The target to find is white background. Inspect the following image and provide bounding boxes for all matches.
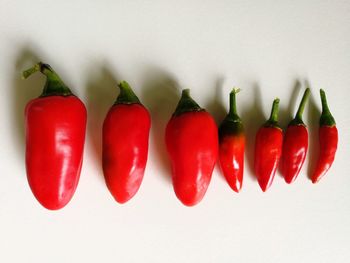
[0,1,350,262]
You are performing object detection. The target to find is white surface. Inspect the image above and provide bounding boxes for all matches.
[0,1,350,262]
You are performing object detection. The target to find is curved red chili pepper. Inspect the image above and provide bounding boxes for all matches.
[311,89,338,183]
[165,89,218,206]
[23,62,87,210]
[281,88,310,184]
[103,81,151,203]
[254,98,283,192]
[219,88,245,192]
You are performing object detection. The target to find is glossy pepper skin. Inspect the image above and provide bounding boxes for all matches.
[219,88,245,192]
[103,81,151,203]
[165,89,218,206]
[254,99,283,192]
[281,88,310,184]
[311,89,338,183]
[23,62,87,210]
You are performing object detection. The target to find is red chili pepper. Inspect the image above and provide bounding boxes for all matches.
[254,98,283,192]
[281,88,310,184]
[165,89,218,206]
[102,81,151,203]
[311,89,338,183]
[219,88,245,192]
[23,62,87,210]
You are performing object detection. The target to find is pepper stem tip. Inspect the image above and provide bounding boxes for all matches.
[229,87,241,116]
[230,87,241,95]
[268,98,280,123]
[22,62,43,79]
[173,88,202,116]
[319,88,336,126]
[182,89,191,97]
[118,80,131,90]
[295,87,310,121]
[115,80,140,104]
[320,88,330,114]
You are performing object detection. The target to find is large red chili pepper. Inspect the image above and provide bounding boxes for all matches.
[102,81,151,203]
[311,89,338,183]
[281,88,310,184]
[165,89,218,206]
[254,98,283,191]
[219,88,245,192]
[23,62,87,210]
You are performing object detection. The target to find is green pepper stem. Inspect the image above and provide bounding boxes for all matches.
[22,63,41,79]
[22,62,72,97]
[115,81,140,104]
[23,62,62,83]
[295,88,310,120]
[229,88,241,116]
[320,89,331,115]
[183,89,190,98]
[173,89,202,116]
[319,89,336,126]
[268,98,280,123]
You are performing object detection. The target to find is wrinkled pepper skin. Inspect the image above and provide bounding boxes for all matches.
[311,89,338,183]
[219,89,245,192]
[103,81,151,204]
[23,63,87,210]
[254,99,282,192]
[281,88,310,184]
[166,89,218,206]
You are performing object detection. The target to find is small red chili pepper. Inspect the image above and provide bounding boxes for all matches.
[311,89,338,183]
[165,89,218,206]
[254,98,283,192]
[281,88,310,184]
[219,88,245,192]
[23,62,87,210]
[102,81,151,204]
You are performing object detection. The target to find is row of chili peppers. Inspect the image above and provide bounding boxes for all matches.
[22,62,338,210]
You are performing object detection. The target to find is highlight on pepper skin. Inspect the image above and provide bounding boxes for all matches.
[23,62,87,210]
[311,89,338,184]
[254,98,283,192]
[102,81,151,204]
[218,88,245,193]
[281,88,310,184]
[165,89,218,206]
[20,62,339,207]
